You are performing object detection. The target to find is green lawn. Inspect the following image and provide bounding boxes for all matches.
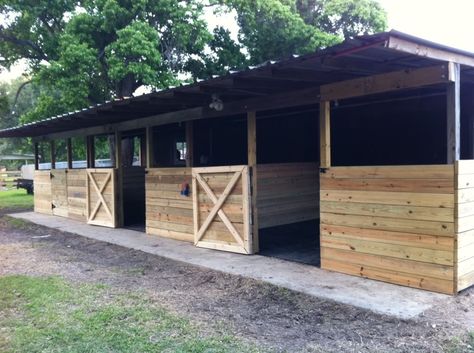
[0,189,33,209]
[0,275,263,353]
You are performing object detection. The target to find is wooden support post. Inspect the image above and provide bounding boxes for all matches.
[247,111,259,253]
[139,135,146,167]
[115,131,122,169]
[115,131,123,227]
[86,136,95,168]
[34,142,39,170]
[447,62,461,164]
[146,126,154,168]
[320,101,331,168]
[50,140,56,170]
[66,138,73,169]
[185,121,194,167]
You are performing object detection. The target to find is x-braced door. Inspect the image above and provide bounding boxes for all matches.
[192,165,252,254]
[86,168,117,228]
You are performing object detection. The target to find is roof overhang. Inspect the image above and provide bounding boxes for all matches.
[2,30,474,140]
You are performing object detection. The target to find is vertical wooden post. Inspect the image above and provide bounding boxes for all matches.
[185,121,194,167]
[139,135,146,167]
[146,126,154,169]
[34,142,39,170]
[86,136,95,168]
[320,100,331,168]
[247,111,259,253]
[115,131,122,169]
[66,138,73,169]
[115,131,124,227]
[447,62,461,164]
[50,140,56,170]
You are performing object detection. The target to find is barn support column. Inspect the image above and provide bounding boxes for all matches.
[447,62,461,164]
[145,126,155,168]
[66,138,73,169]
[320,101,331,168]
[185,121,194,167]
[247,111,259,253]
[115,131,124,227]
[86,136,95,168]
[50,140,56,169]
[34,142,39,170]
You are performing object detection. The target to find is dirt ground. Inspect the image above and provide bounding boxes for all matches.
[1,208,473,353]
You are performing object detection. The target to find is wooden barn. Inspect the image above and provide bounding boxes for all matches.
[3,30,474,295]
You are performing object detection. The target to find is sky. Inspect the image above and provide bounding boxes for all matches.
[377,0,474,52]
[2,0,474,82]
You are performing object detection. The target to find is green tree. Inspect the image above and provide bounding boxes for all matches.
[0,0,387,126]
[0,77,41,165]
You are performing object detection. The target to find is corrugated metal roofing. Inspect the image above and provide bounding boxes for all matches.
[1,30,473,138]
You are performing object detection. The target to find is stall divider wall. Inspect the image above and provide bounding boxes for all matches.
[455,160,474,291]
[320,164,457,294]
[257,163,319,229]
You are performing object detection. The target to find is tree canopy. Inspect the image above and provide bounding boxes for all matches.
[0,0,387,127]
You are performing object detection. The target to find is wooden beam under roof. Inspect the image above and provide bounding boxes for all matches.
[248,66,358,83]
[35,86,321,141]
[320,64,453,101]
[387,35,474,67]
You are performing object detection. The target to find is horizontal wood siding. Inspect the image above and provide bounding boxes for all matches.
[320,165,456,294]
[66,169,87,221]
[257,163,319,229]
[51,169,68,218]
[34,169,88,221]
[34,170,52,214]
[456,160,474,291]
[145,168,194,242]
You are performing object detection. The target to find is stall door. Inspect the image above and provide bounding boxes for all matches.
[86,169,117,228]
[51,169,68,217]
[192,165,253,254]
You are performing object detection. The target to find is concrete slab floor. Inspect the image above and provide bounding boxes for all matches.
[8,212,448,319]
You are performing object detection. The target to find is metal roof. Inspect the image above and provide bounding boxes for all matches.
[2,30,474,139]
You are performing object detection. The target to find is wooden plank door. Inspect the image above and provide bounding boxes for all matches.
[86,168,117,228]
[192,165,253,254]
[51,169,69,217]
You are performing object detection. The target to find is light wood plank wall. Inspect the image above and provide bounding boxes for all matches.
[66,169,87,221]
[34,170,53,214]
[257,163,319,229]
[145,168,194,242]
[456,160,474,291]
[51,170,69,218]
[33,169,102,223]
[320,165,456,294]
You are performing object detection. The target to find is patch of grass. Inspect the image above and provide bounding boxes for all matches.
[3,216,32,230]
[0,189,33,210]
[0,275,264,353]
[445,332,474,353]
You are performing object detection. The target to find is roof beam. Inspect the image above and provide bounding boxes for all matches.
[320,64,453,101]
[34,86,320,141]
[386,35,474,67]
